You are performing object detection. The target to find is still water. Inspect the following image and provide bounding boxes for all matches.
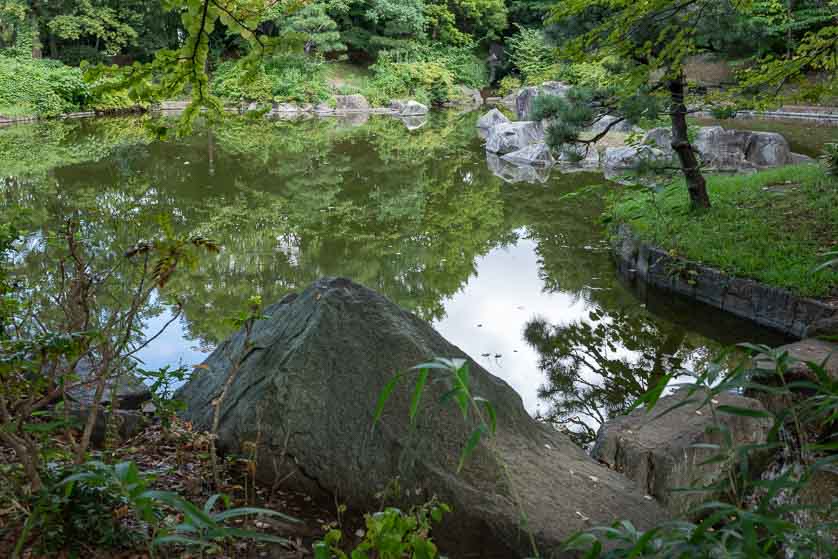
[0,111,799,436]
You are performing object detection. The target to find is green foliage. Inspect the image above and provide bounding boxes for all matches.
[821,142,838,177]
[609,164,838,297]
[505,25,555,84]
[314,500,450,559]
[33,460,295,555]
[565,344,838,558]
[497,74,521,96]
[212,53,331,103]
[365,44,486,105]
[286,0,347,56]
[0,57,88,116]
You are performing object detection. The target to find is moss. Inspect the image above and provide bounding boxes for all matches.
[608,164,838,298]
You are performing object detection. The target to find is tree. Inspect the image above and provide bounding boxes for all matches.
[285,0,348,55]
[46,0,137,56]
[546,0,742,209]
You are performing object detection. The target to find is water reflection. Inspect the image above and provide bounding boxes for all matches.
[0,112,788,430]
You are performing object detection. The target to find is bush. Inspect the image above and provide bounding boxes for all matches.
[821,142,838,177]
[57,45,109,67]
[212,54,330,104]
[365,44,486,105]
[506,26,556,84]
[0,57,89,117]
[497,75,522,96]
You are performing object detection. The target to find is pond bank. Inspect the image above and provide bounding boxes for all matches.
[613,224,838,338]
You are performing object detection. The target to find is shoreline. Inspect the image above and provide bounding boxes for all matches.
[612,224,838,339]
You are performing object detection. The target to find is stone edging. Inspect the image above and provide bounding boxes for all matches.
[613,224,838,338]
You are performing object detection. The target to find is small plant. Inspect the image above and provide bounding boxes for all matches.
[314,500,450,559]
[709,105,737,120]
[16,460,296,558]
[820,142,838,177]
[563,345,838,558]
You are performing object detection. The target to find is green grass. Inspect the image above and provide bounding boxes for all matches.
[609,164,838,298]
[0,104,37,118]
[323,62,372,91]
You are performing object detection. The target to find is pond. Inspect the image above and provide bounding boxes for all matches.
[0,110,800,441]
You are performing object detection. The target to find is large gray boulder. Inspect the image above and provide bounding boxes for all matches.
[592,388,772,516]
[476,108,510,130]
[179,278,666,556]
[557,144,601,168]
[695,126,791,170]
[485,121,544,154]
[589,115,641,136]
[501,143,555,167]
[334,94,370,112]
[515,81,571,119]
[643,128,674,153]
[603,145,669,171]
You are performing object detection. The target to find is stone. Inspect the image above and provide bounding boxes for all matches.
[603,145,669,171]
[178,278,665,556]
[476,108,510,130]
[399,100,428,116]
[67,359,151,410]
[501,143,555,167]
[389,99,407,112]
[745,131,791,167]
[693,126,790,170]
[314,102,335,114]
[400,116,427,131]
[589,115,641,135]
[487,154,552,184]
[334,94,370,112]
[790,152,814,164]
[484,121,544,154]
[68,407,148,446]
[515,81,571,120]
[557,144,601,168]
[643,128,674,152]
[273,103,301,113]
[805,317,838,339]
[592,388,772,515]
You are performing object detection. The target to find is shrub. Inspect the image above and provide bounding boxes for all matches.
[821,142,838,177]
[506,26,555,84]
[0,57,89,117]
[212,54,330,104]
[498,75,522,96]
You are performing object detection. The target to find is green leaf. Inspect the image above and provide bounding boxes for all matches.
[474,397,497,435]
[457,424,487,472]
[372,373,402,430]
[409,368,429,424]
[214,506,299,524]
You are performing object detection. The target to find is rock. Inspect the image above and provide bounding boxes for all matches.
[476,108,510,130]
[805,317,838,339]
[400,116,427,131]
[242,102,261,113]
[643,128,674,152]
[694,126,792,170]
[69,407,148,446]
[603,145,669,172]
[485,121,544,154]
[399,100,428,116]
[501,143,555,167]
[745,131,791,167]
[557,144,601,168]
[334,94,370,112]
[592,388,772,515]
[444,86,483,108]
[67,359,151,410]
[487,154,552,184]
[314,102,335,114]
[589,115,641,135]
[515,81,570,120]
[389,99,407,112]
[179,278,665,556]
[273,103,301,113]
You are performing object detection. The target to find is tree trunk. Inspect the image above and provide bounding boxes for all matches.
[29,14,42,59]
[668,73,710,209]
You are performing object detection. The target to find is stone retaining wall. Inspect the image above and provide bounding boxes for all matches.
[613,225,838,338]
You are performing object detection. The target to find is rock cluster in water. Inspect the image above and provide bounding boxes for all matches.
[479,83,812,184]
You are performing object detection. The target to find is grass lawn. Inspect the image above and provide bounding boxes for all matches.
[609,164,838,298]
